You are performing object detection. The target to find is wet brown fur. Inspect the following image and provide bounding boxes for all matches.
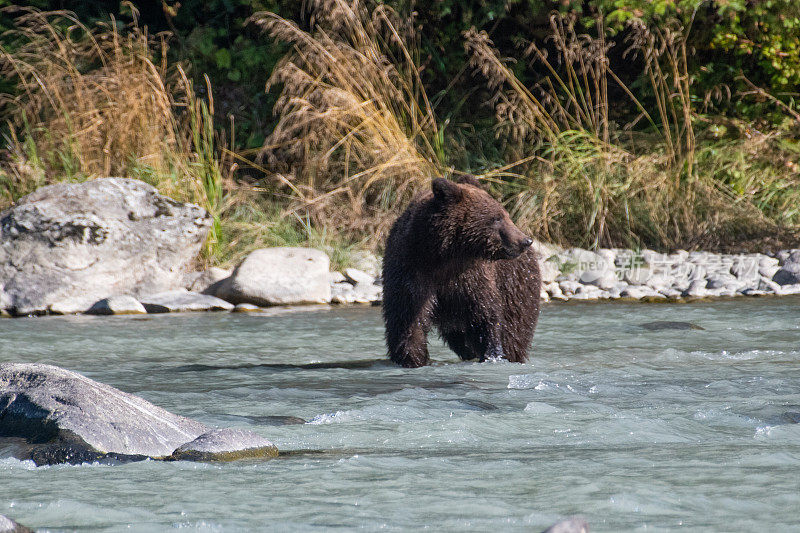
[382,176,541,367]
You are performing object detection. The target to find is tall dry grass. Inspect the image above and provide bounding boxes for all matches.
[463,14,784,251]
[0,5,229,258]
[1,4,796,262]
[249,0,444,242]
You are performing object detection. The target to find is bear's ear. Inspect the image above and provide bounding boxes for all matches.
[432,178,462,202]
[456,174,483,189]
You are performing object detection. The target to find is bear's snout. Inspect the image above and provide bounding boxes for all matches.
[509,235,533,255]
[499,226,533,259]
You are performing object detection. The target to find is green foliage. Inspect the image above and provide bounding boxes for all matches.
[590,0,800,107]
[160,0,295,149]
[4,0,800,145]
[711,0,800,89]
[694,136,800,223]
[2,0,800,260]
[592,0,701,27]
[215,202,359,270]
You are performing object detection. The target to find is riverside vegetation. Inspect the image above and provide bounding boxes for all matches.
[1,0,799,268]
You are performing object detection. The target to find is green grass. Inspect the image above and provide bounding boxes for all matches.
[213,202,360,271]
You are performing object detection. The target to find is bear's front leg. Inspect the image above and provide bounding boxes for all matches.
[481,320,506,362]
[383,284,434,368]
[484,342,506,361]
[391,319,431,367]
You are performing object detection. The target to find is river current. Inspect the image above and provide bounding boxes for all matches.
[2,298,800,531]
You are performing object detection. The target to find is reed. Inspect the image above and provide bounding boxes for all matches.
[0,5,228,259]
[249,0,444,244]
[463,13,792,251]
[1,5,796,262]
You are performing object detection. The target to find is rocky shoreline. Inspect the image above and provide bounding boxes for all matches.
[6,244,800,318]
[1,177,799,317]
[534,244,800,302]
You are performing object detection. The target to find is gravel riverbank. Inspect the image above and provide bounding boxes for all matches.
[3,178,799,316]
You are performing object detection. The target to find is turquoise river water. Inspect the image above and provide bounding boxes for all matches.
[1,298,800,532]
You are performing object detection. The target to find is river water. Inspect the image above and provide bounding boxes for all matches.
[1,298,800,532]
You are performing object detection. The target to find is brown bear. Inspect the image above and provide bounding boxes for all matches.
[382,175,541,367]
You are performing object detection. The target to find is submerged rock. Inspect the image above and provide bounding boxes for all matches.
[86,295,147,315]
[781,412,800,424]
[542,517,589,533]
[247,415,307,425]
[139,290,234,313]
[215,247,331,306]
[640,321,704,331]
[0,178,211,316]
[0,363,209,464]
[169,428,278,461]
[0,515,32,533]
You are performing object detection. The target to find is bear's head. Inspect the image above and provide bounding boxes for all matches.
[430,177,533,260]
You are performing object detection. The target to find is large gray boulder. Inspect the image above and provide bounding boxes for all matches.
[0,178,211,315]
[0,363,209,464]
[215,247,331,305]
